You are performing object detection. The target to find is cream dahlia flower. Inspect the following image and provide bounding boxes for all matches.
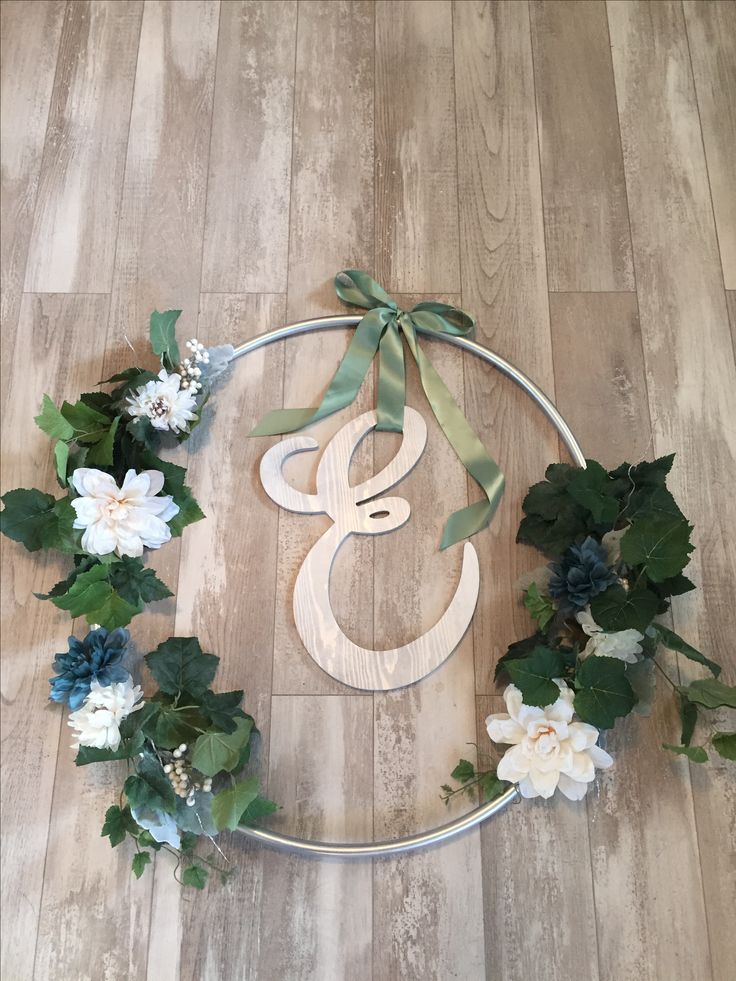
[487,681,613,800]
[126,368,198,433]
[68,678,144,751]
[576,608,643,663]
[71,468,179,557]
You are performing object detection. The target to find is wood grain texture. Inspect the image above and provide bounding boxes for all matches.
[549,290,712,981]
[609,2,736,978]
[24,1,142,293]
[0,0,64,385]
[727,290,736,351]
[375,0,460,292]
[530,0,634,291]
[683,0,736,289]
[201,0,296,292]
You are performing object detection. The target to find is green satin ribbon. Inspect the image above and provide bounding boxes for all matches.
[250,270,505,549]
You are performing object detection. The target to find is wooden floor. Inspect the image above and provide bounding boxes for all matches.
[1,1,735,979]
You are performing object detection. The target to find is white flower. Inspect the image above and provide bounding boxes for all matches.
[126,368,198,433]
[71,468,179,557]
[68,678,144,751]
[487,682,613,800]
[576,607,643,663]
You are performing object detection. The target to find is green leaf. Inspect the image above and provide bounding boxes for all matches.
[663,743,708,763]
[181,864,208,889]
[620,513,694,582]
[627,658,656,716]
[75,730,144,765]
[199,689,245,733]
[54,440,70,485]
[679,695,698,747]
[126,416,159,449]
[494,633,546,683]
[51,564,140,629]
[650,573,696,601]
[478,771,509,803]
[85,415,120,466]
[573,656,636,729]
[145,637,219,697]
[175,791,217,836]
[680,679,736,710]
[211,776,260,831]
[35,394,75,440]
[131,851,152,879]
[712,732,736,762]
[239,795,279,826]
[137,830,162,851]
[42,496,79,553]
[179,831,198,853]
[135,449,205,536]
[60,399,111,444]
[101,805,138,847]
[0,488,57,551]
[451,759,476,783]
[150,309,181,368]
[567,460,620,526]
[505,646,566,707]
[590,583,659,634]
[649,623,721,677]
[523,583,555,632]
[141,698,208,750]
[516,463,596,557]
[191,717,254,777]
[108,556,173,607]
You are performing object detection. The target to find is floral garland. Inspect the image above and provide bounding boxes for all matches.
[1,312,275,888]
[444,458,735,806]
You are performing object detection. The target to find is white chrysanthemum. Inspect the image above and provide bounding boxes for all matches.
[126,368,198,433]
[576,608,643,663]
[68,678,144,751]
[71,468,179,557]
[487,681,613,800]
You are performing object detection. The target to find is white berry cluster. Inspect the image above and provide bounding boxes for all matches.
[178,338,210,392]
[162,743,213,806]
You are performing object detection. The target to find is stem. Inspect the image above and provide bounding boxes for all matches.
[652,656,678,691]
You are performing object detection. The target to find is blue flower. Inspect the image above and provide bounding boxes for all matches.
[49,627,131,710]
[548,536,617,610]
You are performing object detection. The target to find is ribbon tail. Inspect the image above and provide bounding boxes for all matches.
[376,321,405,433]
[249,309,387,437]
[403,323,505,549]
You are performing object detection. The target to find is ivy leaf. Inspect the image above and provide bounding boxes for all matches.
[662,743,708,763]
[35,394,75,440]
[85,415,120,467]
[649,623,721,678]
[141,698,208,750]
[573,656,636,729]
[0,488,57,551]
[494,633,546,683]
[108,556,173,608]
[124,755,176,814]
[199,689,246,733]
[75,729,144,765]
[179,832,198,853]
[679,695,698,747]
[191,718,254,777]
[135,449,205,536]
[680,679,736,710]
[137,830,162,852]
[149,310,181,369]
[131,851,152,879]
[523,583,555,632]
[567,460,620,526]
[181,865,208,889]
[451,759,476,783]
[239,795,279,826]
[51,564,140,629]
[650,573,696,600]
[42,497,79,554]
[54,440,70,485]
[505,646,565,707]
[60,399,111,444]
[145,637,219,697]
[126,416,159,450]
[101,805,138,847]
[712,732,736,762]
[620,513,694,582]
[478,771,510,803]
[590,583,659,634]
[211,776,260,832]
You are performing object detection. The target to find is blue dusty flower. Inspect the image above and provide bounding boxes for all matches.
[49,627,131,710]
[548,536,617,610]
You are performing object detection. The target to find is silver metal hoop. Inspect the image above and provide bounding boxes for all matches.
[231,315,585,858]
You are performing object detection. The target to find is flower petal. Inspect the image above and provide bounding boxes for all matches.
[589,745,614,770]
[567,722,600,752]
[497,744,531,783]
[557,773,589,801]
[72,468,119,498]
[527,766,560,798]
[486,715,526,746]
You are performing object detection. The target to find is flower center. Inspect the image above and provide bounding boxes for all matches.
[532,724,560,758]
[149,396,170,418]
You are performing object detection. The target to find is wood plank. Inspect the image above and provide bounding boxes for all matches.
[608,2,736,977]
[549,290,713,981]
[201,0,296,292]
[271,0,375,696]
[454,5,599,977]
[371,306,485,980]
[257,695,374,980]
[683,0,736,289]
[375,0,460,292]
[149,293,286,981]
[0,0,64,393]
[530,0,634,291]
[24,1,142,293]
[727,290,736,351]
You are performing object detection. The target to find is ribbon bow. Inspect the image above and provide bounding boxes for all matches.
[250,270,504,549]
